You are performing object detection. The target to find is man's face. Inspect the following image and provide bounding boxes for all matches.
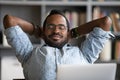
[43,14,69,48]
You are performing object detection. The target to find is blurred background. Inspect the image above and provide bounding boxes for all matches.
[0,0,120,80]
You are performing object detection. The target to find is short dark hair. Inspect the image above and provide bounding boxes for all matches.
[43,9,70,31]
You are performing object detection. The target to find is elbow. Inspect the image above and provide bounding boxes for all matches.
[3,14,16,29]
[101,16,112,31]
[104,16,112,27]
[3,14,10,29]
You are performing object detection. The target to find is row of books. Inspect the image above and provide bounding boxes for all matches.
[100,39,120,62]
[64,10,86,29]
[109,12,120,62]
[93,6,120,62]
[93,7,120,33]
[46,10,86,29]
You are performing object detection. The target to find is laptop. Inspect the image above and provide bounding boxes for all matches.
[57,63,117,80]
[1,56,24,80]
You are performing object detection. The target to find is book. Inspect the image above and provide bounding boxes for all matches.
[93,6,101,20]
[114,40,120,62]
[93,6,107,20]
[110,12,120,32]
[2,33,11,47]
[100,40,112,61]
[79,12,86,25]
[64,10,73,29]
[71,11,79,28]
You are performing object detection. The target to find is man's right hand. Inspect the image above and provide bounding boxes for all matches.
[3,14,42,38]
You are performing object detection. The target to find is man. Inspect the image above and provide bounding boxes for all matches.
[3,9,113,80]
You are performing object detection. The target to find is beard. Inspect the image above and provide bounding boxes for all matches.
[43,33,68,49]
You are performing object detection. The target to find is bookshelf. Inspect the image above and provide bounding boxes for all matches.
[0,0,120,80]
[0,0,119,59]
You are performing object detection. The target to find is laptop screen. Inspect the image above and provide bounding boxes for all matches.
[57,63,116,80]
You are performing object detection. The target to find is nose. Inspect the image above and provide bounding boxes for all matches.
[53,26,60,33]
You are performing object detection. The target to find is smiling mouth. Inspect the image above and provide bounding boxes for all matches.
[51,35,62,40]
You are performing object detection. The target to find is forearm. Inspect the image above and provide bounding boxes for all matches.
[3,15,34,35]
[71,16,112,38]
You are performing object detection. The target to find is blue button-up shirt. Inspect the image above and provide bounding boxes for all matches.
[5,25,114,80]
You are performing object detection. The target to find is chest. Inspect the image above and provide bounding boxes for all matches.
[40,46,83,65]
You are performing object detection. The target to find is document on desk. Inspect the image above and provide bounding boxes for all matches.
[1,56,24,80]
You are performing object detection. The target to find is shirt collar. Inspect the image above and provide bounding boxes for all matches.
[39,38,72,49]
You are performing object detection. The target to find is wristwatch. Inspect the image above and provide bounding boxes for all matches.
[71,28,80,38]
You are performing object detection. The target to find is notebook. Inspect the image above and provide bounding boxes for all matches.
[57,63,117,80]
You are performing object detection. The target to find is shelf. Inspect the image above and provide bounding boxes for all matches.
[0,44,11,49]
[0,0,120,6]
[0,1,88,6]
[95,59,120,64]
[92,1,120,6]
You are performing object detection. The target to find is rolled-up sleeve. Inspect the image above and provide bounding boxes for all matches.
[4,25,33,63]
[80,27,114,63]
